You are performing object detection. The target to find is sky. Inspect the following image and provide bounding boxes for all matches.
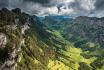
[0,0,104,17]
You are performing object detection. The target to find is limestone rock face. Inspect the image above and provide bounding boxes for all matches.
[0,33,7,48]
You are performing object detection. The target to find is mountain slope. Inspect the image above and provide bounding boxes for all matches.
[0,8,104,70]
[42,16,104,70]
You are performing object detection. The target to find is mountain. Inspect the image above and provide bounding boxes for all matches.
[64,16,104,47]
[42,15,104,70]
[43,15,104,47]
[0,8,104,70]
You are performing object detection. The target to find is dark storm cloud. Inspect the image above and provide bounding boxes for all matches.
[24,0,56,7]
[0,0,9,8]
[24,0,50,4]
[94,0,104,11]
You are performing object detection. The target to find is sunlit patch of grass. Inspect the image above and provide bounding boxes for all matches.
[48,60,70,70]
[83,57,97,65]
[33,58,40,64]
[60,46,84,62]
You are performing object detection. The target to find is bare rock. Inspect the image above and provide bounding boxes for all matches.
[0,33,7,48]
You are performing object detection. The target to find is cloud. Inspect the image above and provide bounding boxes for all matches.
[94,0,104,11]
[0,0,104,17]
[91,0,104,17]
[24,0,50,4]
[7,0,61,15]
[0,0,9,8]
[57,0,95,16]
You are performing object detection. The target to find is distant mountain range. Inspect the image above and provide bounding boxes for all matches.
[43,15,104,47]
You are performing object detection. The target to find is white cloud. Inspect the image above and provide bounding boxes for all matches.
[47,0,95,17]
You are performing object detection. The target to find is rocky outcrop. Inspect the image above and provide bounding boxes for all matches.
[0,33,7,48]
